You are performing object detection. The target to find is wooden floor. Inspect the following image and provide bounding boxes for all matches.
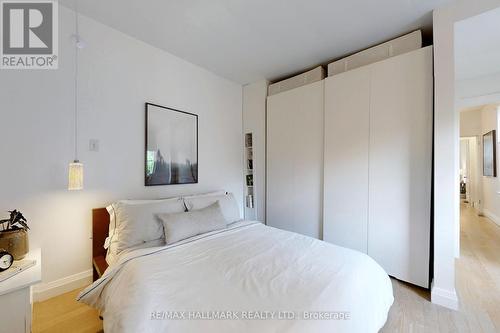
[33,203,500,333]
[33,288,103,333]
[381,203,500,333]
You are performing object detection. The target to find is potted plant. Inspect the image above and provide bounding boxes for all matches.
[0,210,29,260]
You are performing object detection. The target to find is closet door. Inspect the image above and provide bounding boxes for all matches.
[368,47,433,288]
[266,81,324,238]
[323,67,371,252]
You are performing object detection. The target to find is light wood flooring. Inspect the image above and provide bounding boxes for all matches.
[381,203,500,332]
[33,203,500,332]
[33,288,103,333]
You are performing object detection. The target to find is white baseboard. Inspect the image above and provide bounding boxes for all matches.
[33,269,92,302]
[431,285,459,310]
[482,209,500,227]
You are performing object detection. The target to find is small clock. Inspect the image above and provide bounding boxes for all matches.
[0,250,14,272]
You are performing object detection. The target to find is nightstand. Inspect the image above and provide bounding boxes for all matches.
[0,248,41,333]
[92,255,108,281]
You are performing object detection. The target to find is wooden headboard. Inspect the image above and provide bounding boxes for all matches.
[92,208,110,280]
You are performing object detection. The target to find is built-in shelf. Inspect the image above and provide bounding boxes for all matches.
[244,133,255,217]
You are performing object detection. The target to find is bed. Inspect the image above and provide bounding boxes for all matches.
[78,201,393,333]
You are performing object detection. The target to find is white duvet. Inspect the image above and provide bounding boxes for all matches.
[78,221,393,333]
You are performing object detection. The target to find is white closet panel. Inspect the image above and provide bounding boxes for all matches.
[322,47,432,288]
[323,67,371,253]
[368,47,433,288]
[266,81,324,238]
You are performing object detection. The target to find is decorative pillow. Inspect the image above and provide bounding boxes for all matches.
[106,198,186,256]
[183,192,241,223]
[159,201,228,245]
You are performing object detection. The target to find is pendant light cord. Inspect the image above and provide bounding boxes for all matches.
[74,0,79,162]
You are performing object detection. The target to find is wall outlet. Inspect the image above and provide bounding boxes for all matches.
[89,139,99,152]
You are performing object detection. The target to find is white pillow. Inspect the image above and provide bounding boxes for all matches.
[106,198,185,259]
[159,201,227,245]
[182,190,227,208]
[105,198,179,249]
[184,192,241,223]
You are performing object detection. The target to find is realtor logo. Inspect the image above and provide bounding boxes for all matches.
[1,0,58,69]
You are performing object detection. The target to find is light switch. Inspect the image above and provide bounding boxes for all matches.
[89,139,99,152]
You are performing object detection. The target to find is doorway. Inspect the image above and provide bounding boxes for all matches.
[453,4,500,329]
[456,104,500,329]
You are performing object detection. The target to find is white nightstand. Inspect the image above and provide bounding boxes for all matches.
[0,248,41,333]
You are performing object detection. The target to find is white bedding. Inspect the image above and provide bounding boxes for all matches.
[78,221,393,333]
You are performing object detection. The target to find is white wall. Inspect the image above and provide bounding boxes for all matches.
[0,6,243,300]
[460,109,482,137]
[433,0,500,310]
[242,80,268,222]
[455,6,500,105]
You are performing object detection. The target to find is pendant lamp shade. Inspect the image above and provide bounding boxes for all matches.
[68,160,84,190]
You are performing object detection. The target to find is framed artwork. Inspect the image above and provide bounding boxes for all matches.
[483,130,497,177]
[145,103,198,186]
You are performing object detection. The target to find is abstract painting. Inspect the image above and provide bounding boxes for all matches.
[145,103,198,185]
[483,130,497,177]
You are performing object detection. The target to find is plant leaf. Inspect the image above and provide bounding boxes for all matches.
[11,210,19,222]
[17,212,27,222]
[2,210,29,231]
[17,220,29,230]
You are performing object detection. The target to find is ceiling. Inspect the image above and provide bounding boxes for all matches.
[61,0,454,84]
[455,6,500,81]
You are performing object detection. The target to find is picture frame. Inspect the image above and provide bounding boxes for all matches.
[483,130,497,177]
[145,103,198,186]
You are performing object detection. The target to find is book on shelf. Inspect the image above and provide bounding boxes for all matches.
[246,174,254,186]
[245,133,253,148]
[246,195,254,208]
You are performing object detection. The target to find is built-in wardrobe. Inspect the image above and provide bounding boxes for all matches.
[266,80,324,239]
[266,46,433,288]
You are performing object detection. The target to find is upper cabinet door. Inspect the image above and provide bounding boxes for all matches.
[323,66,371,253]
[267,81,324,239]
[368,47,433,288]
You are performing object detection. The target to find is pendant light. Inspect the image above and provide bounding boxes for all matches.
[68,1,84,190]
